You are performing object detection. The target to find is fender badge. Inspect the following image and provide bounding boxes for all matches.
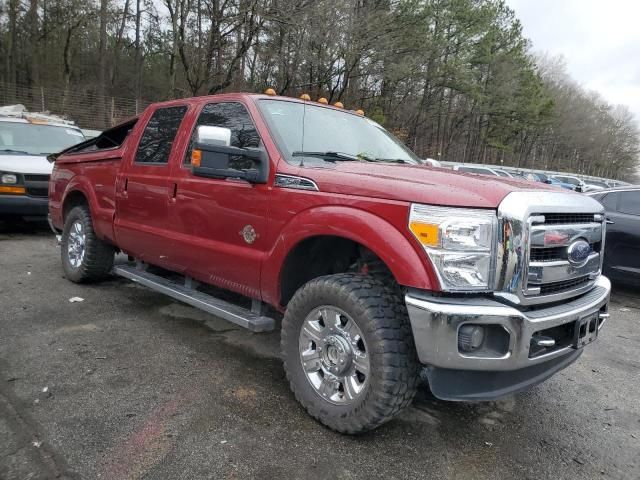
[241,225,257,244]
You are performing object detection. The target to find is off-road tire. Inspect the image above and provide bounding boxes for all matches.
[281,273,420,434]
[61,205,114,282]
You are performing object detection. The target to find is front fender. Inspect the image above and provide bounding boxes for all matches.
[260,205,440,307]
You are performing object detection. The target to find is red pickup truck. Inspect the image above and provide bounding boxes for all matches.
[48,92,611,433]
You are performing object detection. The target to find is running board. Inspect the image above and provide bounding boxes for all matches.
[113,265,275,332]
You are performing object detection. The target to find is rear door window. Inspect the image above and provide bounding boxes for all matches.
[618,191,640,216]
[135,106,187,164]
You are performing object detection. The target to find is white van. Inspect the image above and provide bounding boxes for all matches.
[0,105,85,220]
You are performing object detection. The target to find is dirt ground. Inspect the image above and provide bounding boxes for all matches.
[1,222,639,479]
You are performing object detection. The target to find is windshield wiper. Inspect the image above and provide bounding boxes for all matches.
[292,151,375,162]
[0,148,30,154]
[376,158,409,164]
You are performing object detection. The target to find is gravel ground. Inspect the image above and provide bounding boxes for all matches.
[1,221,639,480]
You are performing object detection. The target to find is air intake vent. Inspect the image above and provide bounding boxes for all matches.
[530,246,566,262]
[539,276,591,295]
[537,213,597,225]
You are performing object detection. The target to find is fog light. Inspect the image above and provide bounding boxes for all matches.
[458,324,485,352]
[1,173,18,184]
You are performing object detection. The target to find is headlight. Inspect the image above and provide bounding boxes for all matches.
[1,173,18,184]
[409,204,497,291]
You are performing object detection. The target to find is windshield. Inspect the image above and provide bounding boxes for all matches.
[0,121,85,155]
[258,99,419,165]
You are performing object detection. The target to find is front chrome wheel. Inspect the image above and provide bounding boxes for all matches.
[298,306,370,405]
[67,220,86,268]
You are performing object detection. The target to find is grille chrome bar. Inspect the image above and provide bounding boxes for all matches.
[530,223,602,248]
[528,253,600,285]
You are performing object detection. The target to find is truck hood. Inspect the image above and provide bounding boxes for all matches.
[302,162,557,209]
[0,154,53,175]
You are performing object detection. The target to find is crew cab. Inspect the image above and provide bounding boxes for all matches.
[0,105,85,220]
[48,93,611,434]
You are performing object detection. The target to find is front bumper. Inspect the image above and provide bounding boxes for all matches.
[406,275,611,400]
[0,194,49,216]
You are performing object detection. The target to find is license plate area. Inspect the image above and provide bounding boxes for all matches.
[573,312,599,349]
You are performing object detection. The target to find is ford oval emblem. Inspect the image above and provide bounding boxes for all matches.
[567,239,591,266]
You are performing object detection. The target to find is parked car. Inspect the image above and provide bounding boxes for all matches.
[606,180,629,188]
[493,168,514,178]
[421,157,442,167]
[49,92,611,434]
[582,179,609,191]
[524,172,572,190]
[0,105,85,221]
[551,174,585,192]
[523,172,545,182]
[452,164,501,176]
[587,186,640,286]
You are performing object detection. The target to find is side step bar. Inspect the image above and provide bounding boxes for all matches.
[113,264,275,332]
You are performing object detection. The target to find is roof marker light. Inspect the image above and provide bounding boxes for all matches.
[318,97,328,104]
[334,101,344,108]
[300,93,311,101]
[264,88,277,96]
[355,109,365,116]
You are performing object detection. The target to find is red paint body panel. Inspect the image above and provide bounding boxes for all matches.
[50,154,124,243]
[49,93,554,309]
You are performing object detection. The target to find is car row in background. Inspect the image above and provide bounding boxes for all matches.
[444,161,628,193]
[586,186,640,287]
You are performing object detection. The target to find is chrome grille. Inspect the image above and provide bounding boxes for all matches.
[526,218,603,297]
[495,192,606,306]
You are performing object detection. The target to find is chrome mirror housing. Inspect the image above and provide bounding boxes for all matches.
[196,125,231,147]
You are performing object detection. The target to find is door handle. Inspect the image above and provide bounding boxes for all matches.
[169,182,177,203]
[119,177,128,197]
[606,218,614,225]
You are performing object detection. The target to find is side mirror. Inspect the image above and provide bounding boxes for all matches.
[191,125,269,184]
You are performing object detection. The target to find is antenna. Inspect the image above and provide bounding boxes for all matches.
[299,95,308,167]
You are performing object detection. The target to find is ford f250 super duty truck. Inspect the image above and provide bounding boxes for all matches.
[48,92,611,434]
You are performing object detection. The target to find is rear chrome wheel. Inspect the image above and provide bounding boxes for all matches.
[61,205,114,283]
[299,306,369,405]
[67,220,86,268]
